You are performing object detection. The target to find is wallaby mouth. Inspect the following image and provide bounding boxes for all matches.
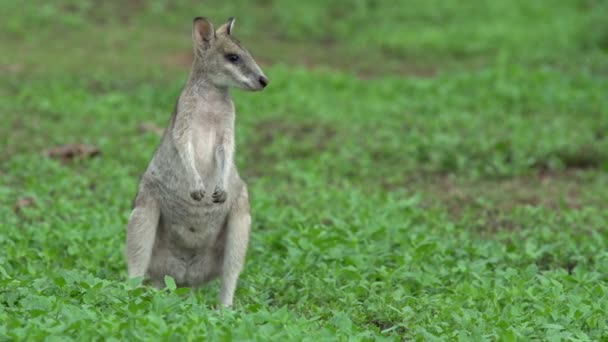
[249,75,269,91]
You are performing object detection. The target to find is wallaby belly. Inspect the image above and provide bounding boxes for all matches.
[144,177,231,287]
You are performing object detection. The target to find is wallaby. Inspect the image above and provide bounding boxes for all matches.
[125,17,268,307]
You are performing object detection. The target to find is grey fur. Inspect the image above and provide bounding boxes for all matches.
[125,17,268,307]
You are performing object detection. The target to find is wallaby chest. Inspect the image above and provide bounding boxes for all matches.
[191,122,218,180]
[189,102,235,173]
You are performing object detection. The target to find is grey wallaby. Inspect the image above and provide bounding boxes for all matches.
[125,17,268,307]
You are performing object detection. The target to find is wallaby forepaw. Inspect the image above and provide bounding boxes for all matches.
[190,189,205,201]
[212,187,227,203]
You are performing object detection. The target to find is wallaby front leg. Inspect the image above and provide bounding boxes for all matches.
[126,190,160,279]
[219,187,251,307]
[176,138,206,201]
[212,144,230,203]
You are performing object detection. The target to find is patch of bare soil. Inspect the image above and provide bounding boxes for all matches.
[535,252,579,274]
[164,52,193,70]
[139,122,164,136]
[44,144,101,162]
[14,197,36,214]
[254,119,336,149]
[411,169,604,218]
[244,119,336,177]
[1,63,24,74]
[401,169,608,237]
[451,174,574,210]
[62,0,145,25]
[162,36,448,79]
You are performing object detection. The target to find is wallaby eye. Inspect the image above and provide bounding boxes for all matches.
[225,54,240,63]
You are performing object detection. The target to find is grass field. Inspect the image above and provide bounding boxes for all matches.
[1,0,608,340]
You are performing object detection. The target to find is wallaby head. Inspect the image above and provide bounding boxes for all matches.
[191,17,269,91]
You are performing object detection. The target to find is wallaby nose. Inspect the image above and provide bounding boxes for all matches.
[259,76,269,88]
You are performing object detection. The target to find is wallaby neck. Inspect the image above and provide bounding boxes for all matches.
[184,72,232,105]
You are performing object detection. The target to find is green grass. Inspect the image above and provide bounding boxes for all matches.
[1,0,608,340]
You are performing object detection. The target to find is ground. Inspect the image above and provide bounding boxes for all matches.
[1,0,607,340]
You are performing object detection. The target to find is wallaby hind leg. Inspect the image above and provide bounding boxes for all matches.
[219,185,251,307]
[126,187,160,279]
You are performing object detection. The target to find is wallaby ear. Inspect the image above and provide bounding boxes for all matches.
[193,17,215,46]
[217,17,235,36]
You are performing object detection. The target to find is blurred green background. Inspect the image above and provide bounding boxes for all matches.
[1,0,608,340]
